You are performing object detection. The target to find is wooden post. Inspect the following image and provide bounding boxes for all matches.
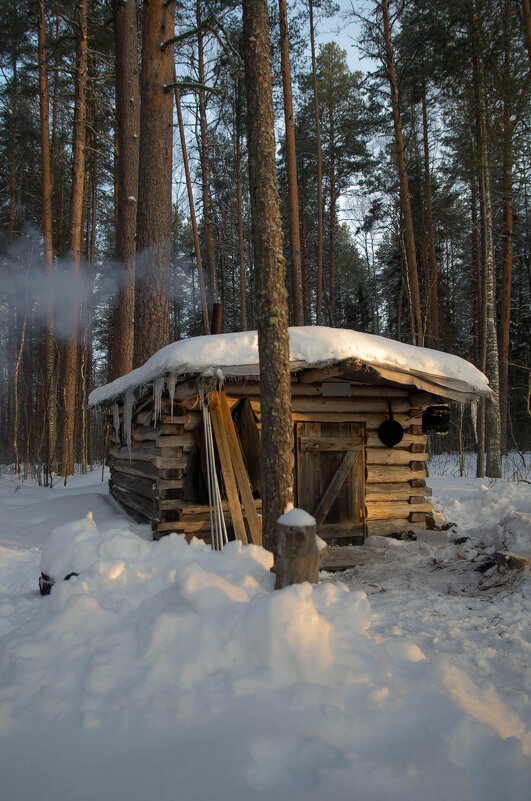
[275,509,330,590]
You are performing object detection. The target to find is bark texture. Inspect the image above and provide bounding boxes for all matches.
[174,76,210,334]
[243,0,294,554]
[196,0,217,308]
[278,0,303,325]
[37,0,58,477]
[381,0,422,344]
[61,0,88,475]
[112,0,140,379]
[134,0,176,368]
[309,0,323,325]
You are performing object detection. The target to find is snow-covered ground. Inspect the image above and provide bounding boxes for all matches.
[0,465,530,800]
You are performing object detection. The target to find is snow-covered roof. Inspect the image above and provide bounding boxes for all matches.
[89,326,491,408]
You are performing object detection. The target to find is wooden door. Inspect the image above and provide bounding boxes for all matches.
[295,421,366,543]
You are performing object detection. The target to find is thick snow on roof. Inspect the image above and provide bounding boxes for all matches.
[89,326,491,407]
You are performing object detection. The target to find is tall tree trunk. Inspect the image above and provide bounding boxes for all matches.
[381,0,422,344]
[472,173,486,478]
[111,0,140,380]
[37,0,58,480]
[134,0,176,368]
[196,0,217,308]
[499,0,514,455]
[243,0,293,554]
[475,53,502,477]
[61,0,88,477]
[329,108,337,325]
[309,0,323,325]
[235,78,247,331]
[300,216,311,324]
[174,75,210,334]
[8,58,18,239]
[278,0,303,325]
[421,88,439,349]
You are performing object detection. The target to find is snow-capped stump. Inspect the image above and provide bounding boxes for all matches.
[275,508,330,589]
[88,327,491,548]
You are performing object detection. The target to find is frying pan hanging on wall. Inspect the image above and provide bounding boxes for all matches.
[378,401,404,447]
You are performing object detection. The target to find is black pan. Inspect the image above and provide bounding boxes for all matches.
[378,400,404,447]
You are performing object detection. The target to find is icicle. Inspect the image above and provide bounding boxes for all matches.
[167,372,177,417]
[153,377,165,422]
[470,399,478,442]
[112,403,120,441]
[123,388,134,450]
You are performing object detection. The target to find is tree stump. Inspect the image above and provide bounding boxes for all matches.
[275,508,330,590]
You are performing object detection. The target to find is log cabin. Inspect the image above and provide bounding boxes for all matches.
[89,327,491,547]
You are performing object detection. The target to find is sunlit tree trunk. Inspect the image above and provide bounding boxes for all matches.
[37,0,58,480]
[61,0,88,477]
[111,0,140,379]
[196,0,217,309]
[278,0,303,325]
[499,0,514,455]
[474,44,501,478]
[421,88,439,349]
[329,108,337,325]
[134,0,176,367]
[174,74,210,334]
[243,0,293,554]
[381,0,422,344]
[309,0,323,325]
[8,57,18,239]
[235,77,247,331]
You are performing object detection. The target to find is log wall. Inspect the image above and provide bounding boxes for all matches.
[106,377,433,542]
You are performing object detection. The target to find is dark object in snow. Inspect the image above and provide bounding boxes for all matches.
[454,536,469,545]
[422,406,450,434]
[39,570,80,596]
[495,551,531,572]
[377,401,404,447]
[390,530,416,541]
[475,558,497,574]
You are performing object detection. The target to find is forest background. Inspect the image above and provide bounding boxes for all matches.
[0,0,530,485]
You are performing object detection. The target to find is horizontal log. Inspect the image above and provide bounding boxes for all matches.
[366,518,425,537]
[273,397,412,414]
[316,522,365,540]
[226,382,409,398]
[135,406,187,425]
[366,433,427,448]
[157,478,185,490]
[409,512,427,523]
[154,521,187,536]
[366,501,432,520]
[154,457,188,469]
[299,436,363,452]
[156,434,196,449]
[366,449,429,466]
[159,414,202,429]
[157,499,262,514]
[367,465,426,483]
[110,483,154,522]
[108,443,160,464]
[159,468,185,480]
[110,471,157,500]
[365,484,432,501]
[109,459,160,481]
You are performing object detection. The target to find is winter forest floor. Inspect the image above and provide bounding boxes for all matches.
[0,458,530,801]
